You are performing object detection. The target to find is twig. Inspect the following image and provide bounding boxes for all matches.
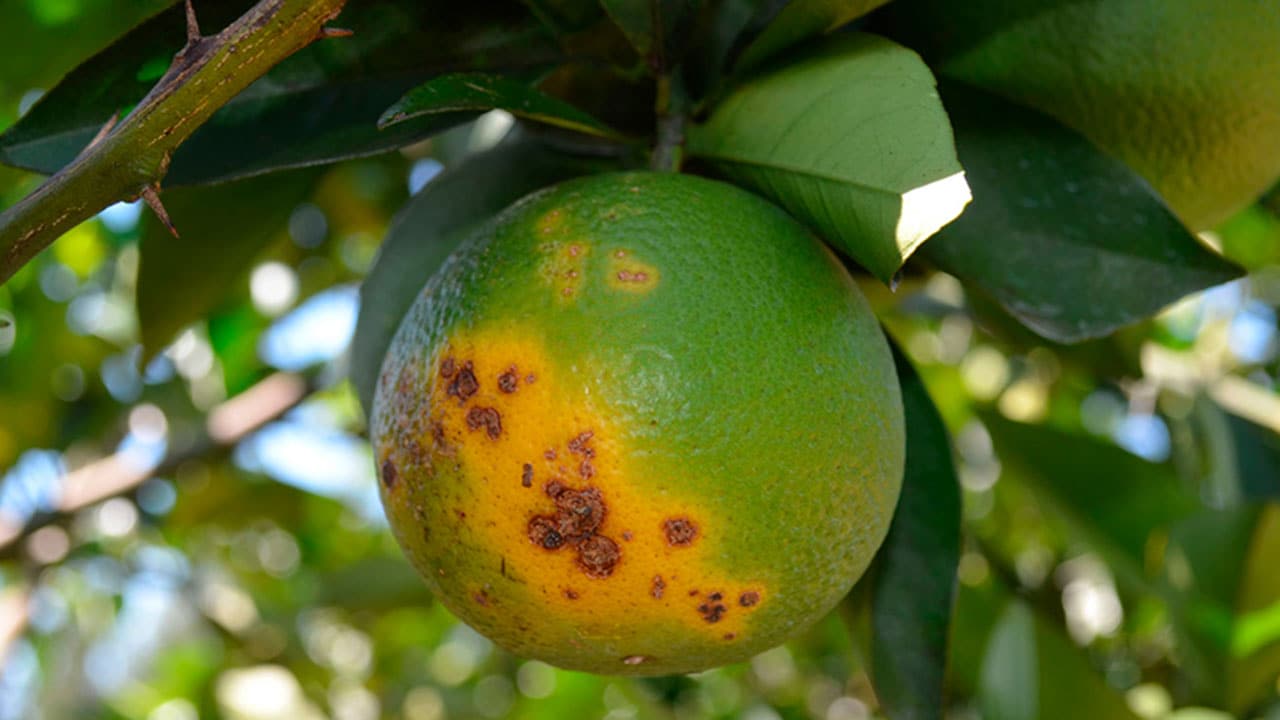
[0,0,350,286]
[0,372,316,560]
[649,72,688,172]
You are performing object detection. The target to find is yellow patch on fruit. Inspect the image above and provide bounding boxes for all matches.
[539,238,589,301]
[420,325,766,643]
[606,249,660,294]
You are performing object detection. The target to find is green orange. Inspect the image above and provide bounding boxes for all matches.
[370,171,904,675]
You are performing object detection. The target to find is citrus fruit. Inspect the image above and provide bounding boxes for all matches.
[884,0,1280,231]
[370,171,905,675]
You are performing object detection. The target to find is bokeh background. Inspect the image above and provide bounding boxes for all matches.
[3,2,1280,719]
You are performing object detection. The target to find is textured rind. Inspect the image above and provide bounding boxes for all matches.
[371,172,904,675]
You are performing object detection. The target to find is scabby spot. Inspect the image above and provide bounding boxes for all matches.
[650,575,665,600]
[739,591,760,607]
[444,359,479,404]
[697,591,728,624]
[521,463,534,488]
[465,406,503,439]
[663,517,698,547]
[525,466,621,578]
[498,367,520,393]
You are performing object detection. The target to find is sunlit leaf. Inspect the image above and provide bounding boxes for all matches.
[924,82,1243,343]
[350,134,606,417]
[688,33,970,283]
[379,73,621,139]
[0,1,559,185]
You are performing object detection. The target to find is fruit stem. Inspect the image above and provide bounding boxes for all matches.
[650,72,688,172]
[0,0,349,287]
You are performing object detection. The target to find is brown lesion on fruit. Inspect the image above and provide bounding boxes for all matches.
[563,588,579,600]
[379,458,397,489]
[445,359,479,404]
[525,474,621,579]
[473,589,491,607]
[650,575,665,599]
[577,535,620,578]
[528,516,565,550]
[739,590,760,608]
[521,463,534,488]
[497,367,519,393]
[465,406,503,439]
[663,517,698,546]
[697,591,728,623]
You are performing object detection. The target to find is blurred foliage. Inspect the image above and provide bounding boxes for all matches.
[2,1,1280,720]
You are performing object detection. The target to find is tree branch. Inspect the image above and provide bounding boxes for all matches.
[0,0,349,285]
[0,371,317,561]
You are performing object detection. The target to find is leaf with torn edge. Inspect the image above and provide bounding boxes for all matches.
[378,73,622,139]
[688,32,970,283]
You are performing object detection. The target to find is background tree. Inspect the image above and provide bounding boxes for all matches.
[1,1,1279,719]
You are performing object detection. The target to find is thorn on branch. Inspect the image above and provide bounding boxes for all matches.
[184,0,202,45]
[81,112,121,156]
[141,186,178,237]
[318,26,354,39]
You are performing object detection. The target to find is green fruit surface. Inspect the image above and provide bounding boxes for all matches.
[887,0,1280,230]
[370,171,905,675]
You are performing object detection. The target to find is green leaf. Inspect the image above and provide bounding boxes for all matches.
[379,73,621,139]
[0,1,559,185]
[982,413,1200,587]
[350,134,605,418]
[598,0,660,58]
[687,33,970,283]
[924,82,1243,343]
[1163,504,1280,715]
[599,0,700,66]
[980,600,1140,720]
[734,0,894,71]
[137,169,320,358]
[849,340,960,720]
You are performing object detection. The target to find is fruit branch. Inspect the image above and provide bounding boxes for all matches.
[650,72,688,172]
[0,0,350,286]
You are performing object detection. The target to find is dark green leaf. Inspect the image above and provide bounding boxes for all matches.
[924,82,1243,343]
[982,412,1200,587]
[0,1,559,185]
[351,135,605,417]
[849,340,960,720]
[687,33,970,283]
[137,169,320,357]
[734,0,893,71]
[379,73,621,139]
[599,0,660,58]
[599,0,701,67]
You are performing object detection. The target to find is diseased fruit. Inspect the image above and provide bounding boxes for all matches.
[881,0,1280,231]
[370,171,904,675]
